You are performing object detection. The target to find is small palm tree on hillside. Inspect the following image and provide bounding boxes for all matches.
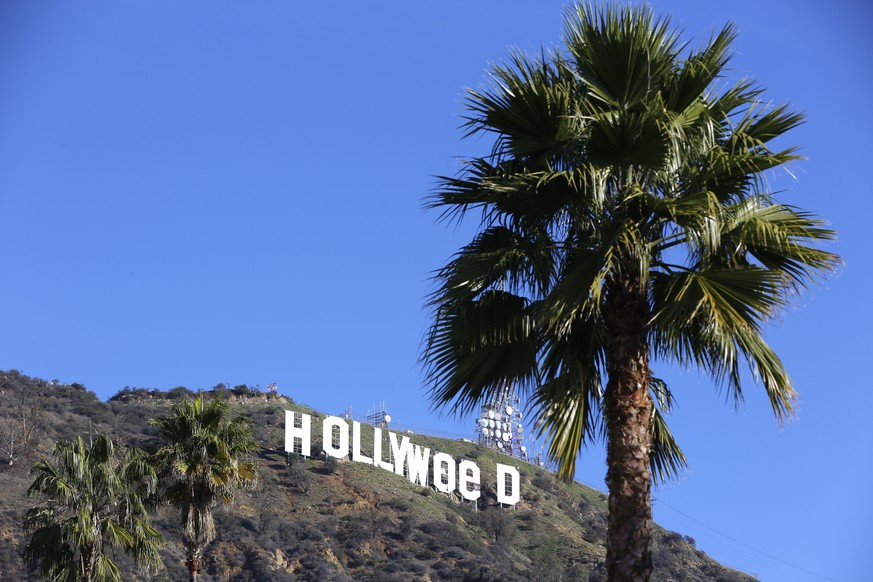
[151,395,258,582]
[422,4,838,580]
[23,434,163,582]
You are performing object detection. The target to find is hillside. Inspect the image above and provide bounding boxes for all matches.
[0,370,754,581]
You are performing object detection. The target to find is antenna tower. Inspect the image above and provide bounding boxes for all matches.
[367,401,391,428]
[475,384,527,458]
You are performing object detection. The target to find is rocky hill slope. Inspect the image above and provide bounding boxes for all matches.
[0,370,754,581]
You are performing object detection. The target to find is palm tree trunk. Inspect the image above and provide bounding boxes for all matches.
[603,279,653,582]
[186,544,202,582]
[81,538,100,582]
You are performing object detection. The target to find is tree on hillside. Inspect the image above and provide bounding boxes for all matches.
[23,435,163,581]
[422,4,838,580]
[0,372,43,468]
[151,395,258,582]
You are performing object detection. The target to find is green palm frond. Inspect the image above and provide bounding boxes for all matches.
[544,217,640,327]
[648,377,688,483]
[431,225,554,303]
[650,406,687,483]
[423,1,837,493]
[464,49,573,157]
[564,4,681,108]
[23,435,163,581]
[653,266,786,332]
[532,371,602,480]
[534,309,606,479]
[423,290,540,416]
[151,394,258,559]
[719,198,839,285]
[92,554,123,582]
[650,265,799,419]
[665,24,736,112]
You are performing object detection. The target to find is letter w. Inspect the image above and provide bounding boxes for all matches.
[389,433,430,486]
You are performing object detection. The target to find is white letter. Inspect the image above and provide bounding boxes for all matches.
[373,428,394,471]
[389,432,413,476]
[389,433,429,485]
[407,444,431,486]
[284,411,311,457]
[323,416,349,459]
[496,463,520,506]
[351,421,373,464]
[458,460,480,501]
[433,452,455,493]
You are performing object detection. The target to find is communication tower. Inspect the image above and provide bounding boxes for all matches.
[475,385,526,458]
[367,401,391,428]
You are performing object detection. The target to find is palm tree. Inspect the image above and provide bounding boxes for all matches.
[151,395,258,582]
[422,4,838,580]
[23,434,163,581]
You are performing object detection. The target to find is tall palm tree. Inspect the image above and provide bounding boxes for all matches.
[151,395,258,582]
[23,434,163,581]
[422,4,838,580]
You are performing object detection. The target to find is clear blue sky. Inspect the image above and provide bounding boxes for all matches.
[1,1,870,580]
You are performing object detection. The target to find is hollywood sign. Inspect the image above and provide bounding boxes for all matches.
[285,411,521,505]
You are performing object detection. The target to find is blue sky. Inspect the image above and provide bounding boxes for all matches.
[1,1,870,580]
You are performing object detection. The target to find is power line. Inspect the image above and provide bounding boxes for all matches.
[657,500,840,582]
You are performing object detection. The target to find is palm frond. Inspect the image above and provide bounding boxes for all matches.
[423,290,540,416]
[430,225,554,305]
[666,23,737,112]
[423,2,837,490]
[151,395,258,553]
[23,436,163,580]
[532,373,602,480]
[564,4,681,108]
[719,198,839,286]
[650,405,687,483]
[464,49,573,159]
